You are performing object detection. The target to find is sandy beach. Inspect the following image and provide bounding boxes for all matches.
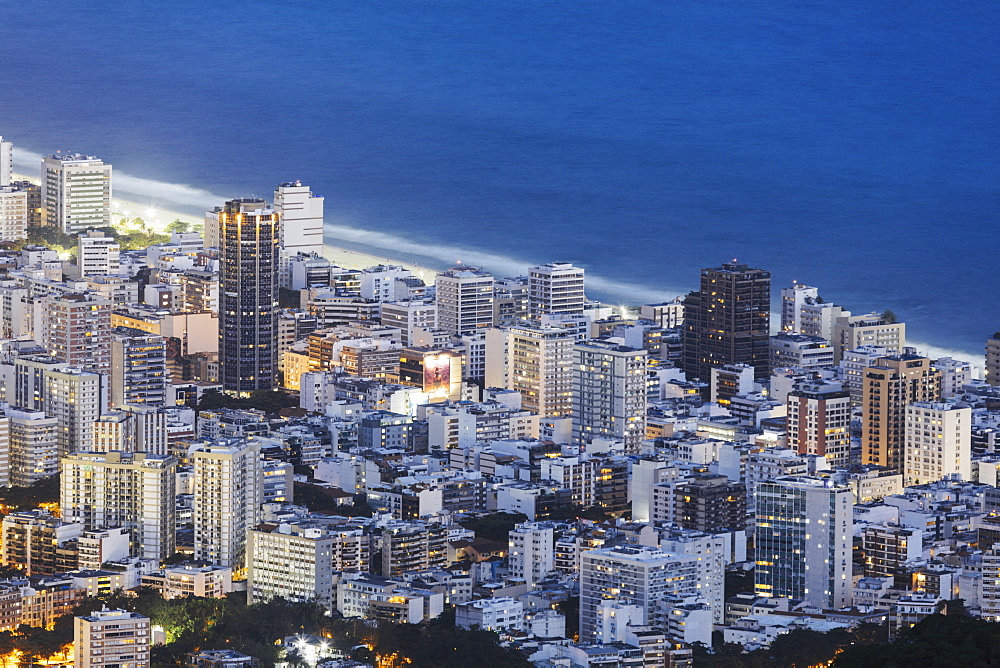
[14,172,444,279]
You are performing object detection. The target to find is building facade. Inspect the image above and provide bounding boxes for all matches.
[41,153,112,233]
[218,198,280,395]
[681,261,771,381]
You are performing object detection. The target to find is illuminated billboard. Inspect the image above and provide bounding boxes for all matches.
[423,353,452,397]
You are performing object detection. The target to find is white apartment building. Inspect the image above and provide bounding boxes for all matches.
[78,528,131,570]
[932,357,974,398]
[74,609,149,668]
[91,406,168,455]
[274,180,325,255]
[61,450,177,561]
[248,523,341,609]
[455,597,525,633]
[76,229,120,277]
[904,402,971,485]
[769,333,834,369]
[192,440,263,570]
[572,340,648,452]
[380,299,436,346]
[780,283,819,333]
[982,545,1000,621]
[5,408,57,487]
[755,476,852,609]
[528,261,585,319]
[485,324,576,417]
[45,367,106,457]
[579,545,698,644]
[0,186,28,241]
[833,313,905,363]
[41,153,112,233]
[660,532,730,624]
[359,264,415,302]
[435,266,494,336]
[508,521,556,589]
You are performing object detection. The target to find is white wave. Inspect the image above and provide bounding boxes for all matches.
[13,147,219,210]
[907,340,984,376]
[323,223,685,304]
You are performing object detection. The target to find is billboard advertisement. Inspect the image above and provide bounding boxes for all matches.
[423,353,452,397]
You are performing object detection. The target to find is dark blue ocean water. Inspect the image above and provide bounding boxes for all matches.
[1,1,997,358]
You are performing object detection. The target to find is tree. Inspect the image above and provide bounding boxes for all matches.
[165,219,190,233]
[882,309,898,324]
[458,512,528,543]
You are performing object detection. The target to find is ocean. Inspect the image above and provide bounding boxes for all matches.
[1,1,997,360]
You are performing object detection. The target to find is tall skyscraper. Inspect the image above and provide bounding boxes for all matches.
[435,266,495,336]
[572,340,648,452]
[862,354,941,474]
[755,476,852,609]
[41,153,112,233]
[44,367,107,457]
[579,545,698,644]
[218,198,280,396]
[192,440,263,570]
[274,181,325,255]
[61,450,177,560]
[528,261,585,320]
[681,261,771,381]
[786,380,852,468]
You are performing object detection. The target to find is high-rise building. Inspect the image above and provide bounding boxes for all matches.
[841,345,891,405]
[248,522,368,609]
[61,450,177,560]
[110,326,167,408]
[572,340,648,452]
[508,521,556,589]
[6,408,57,487]
[832,312,905,364]
[780,283,819,333]
[43,293,112,373]
[435,266,495,336]
[579,545,698,644]
[0,416,8,487]
[74,609,150,668]
[274,181,324,255]
[0,136,11,186]
[528,261,585,320]
[982,545,1000,621]
[92,406,168,455]
[75,229,120,277]
[862,354,941,474]
[192,440,263,570]
[0,186,28,241]
[218,198,280,396]
[673,474,747,533]
[380,520,448,577]
[681,261,771,381]
[44,367,106,457]
[754,476,852,609]
[41,153,112,233]
[2,510,82,575]
[987,334,1000,387]
[904,402,971,485]
[786,381,852,468]
[485,324,576,417]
